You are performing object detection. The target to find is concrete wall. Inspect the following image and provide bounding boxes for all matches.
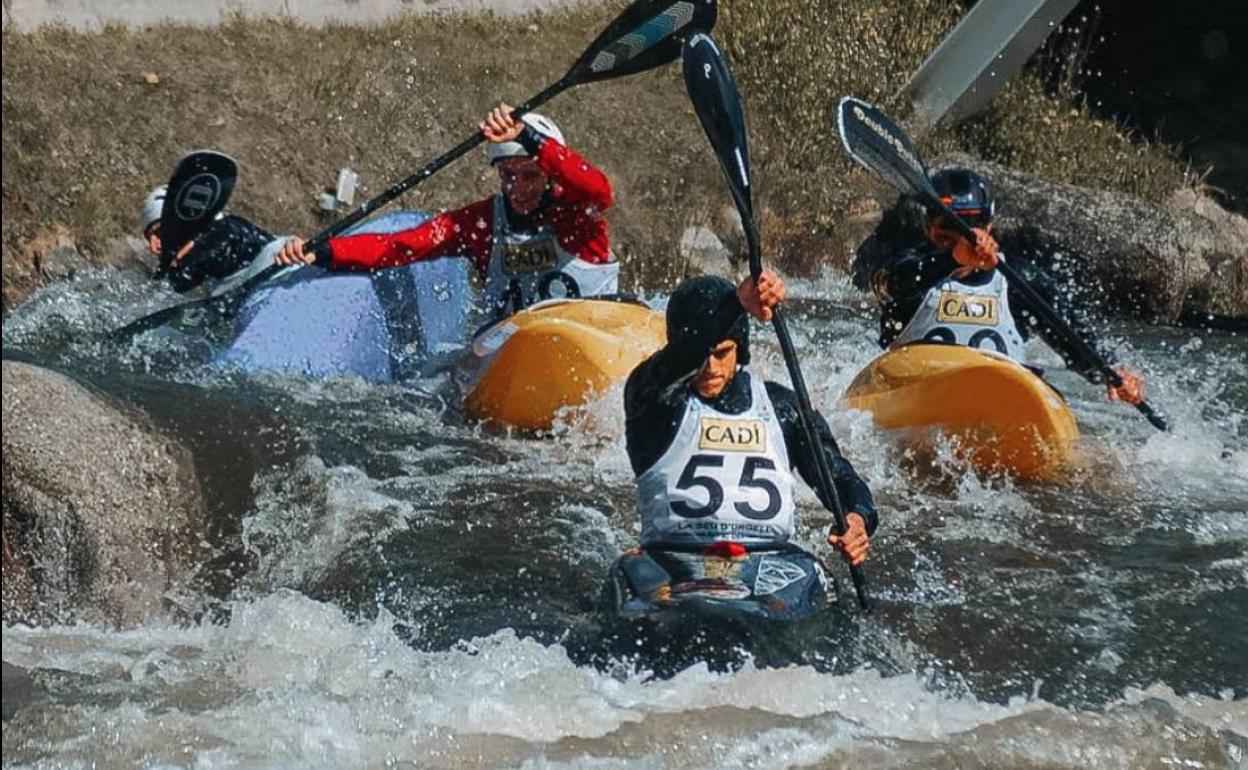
[1,0,573,30]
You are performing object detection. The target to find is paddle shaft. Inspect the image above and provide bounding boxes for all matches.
[937,206,1169,431]
[769,305,872,610]
[681,33,870,610]
[235,80,571,290]
[743,222,871,610]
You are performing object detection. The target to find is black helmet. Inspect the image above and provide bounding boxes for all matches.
[929,168,995,227]
[665,275,750,365]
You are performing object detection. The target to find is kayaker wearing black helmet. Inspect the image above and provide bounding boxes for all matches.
[609,271,876,617]
[858,167,1145,406]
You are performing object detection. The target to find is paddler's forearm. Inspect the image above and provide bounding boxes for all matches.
[316,204,490,271]
[878,247,958,305]
[825,458,878,536]
[1007,264,1118,383]
[767,383,878,535]
[167,215,274,292]
[804,433,878,537]
[532,131,613,212]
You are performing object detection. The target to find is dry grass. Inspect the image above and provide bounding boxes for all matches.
[2,0,1195,307]
[717,0,1196,256]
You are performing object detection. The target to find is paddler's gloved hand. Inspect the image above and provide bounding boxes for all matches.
[827,513,870,566]
[1107,365,1145,405]
[737,268,786,322]
[951,226,999,276]
[273,237,329,267]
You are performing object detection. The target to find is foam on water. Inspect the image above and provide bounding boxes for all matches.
[5,262,1247,768]
[3,591,1242,768]
[2,265,168,345]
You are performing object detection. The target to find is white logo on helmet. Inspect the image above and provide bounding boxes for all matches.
[175,173,222,220]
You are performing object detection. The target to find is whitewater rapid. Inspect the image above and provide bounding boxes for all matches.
[3,266,1245,768]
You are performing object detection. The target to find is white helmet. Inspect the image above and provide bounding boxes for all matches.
[486,113,565,165]
[141,185,167,235]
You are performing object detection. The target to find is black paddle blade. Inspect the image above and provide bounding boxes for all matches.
[158,150,238,270]
[681,32,761,275]
[569,0,716,86]
[837,96,935,202]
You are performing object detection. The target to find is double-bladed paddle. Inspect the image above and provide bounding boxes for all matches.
[153,150,239,278]
[682,32,871,611]
[836,96,1168,431]
[112,0,717,341]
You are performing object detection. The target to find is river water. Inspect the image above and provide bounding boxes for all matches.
[2,266,1246,768]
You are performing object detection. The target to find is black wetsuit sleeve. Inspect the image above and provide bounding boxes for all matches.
[166,215,274,293]
[870,245,957,347]
[765,382,878,535]
[1007,260,1117,383]
[623,291,746,475]
[852,195,928,292]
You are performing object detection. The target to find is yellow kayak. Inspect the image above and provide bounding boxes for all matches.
[463,298,666,430]
[844,344,1079,479]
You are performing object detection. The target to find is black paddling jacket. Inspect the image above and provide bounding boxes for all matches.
[165,214,273,293]
[624,292,878,535]
[863,243,1117,384]
[852,201,1118,384]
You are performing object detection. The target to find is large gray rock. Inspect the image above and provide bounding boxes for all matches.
[679,226,735,280]
[941,154,1248,321]
[2,361,205,626]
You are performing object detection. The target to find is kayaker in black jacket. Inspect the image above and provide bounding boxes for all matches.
[624,272,876,564]
[853,167,1145,406]
[140,184,274,294]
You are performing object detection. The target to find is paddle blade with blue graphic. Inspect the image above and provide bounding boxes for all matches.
[568,0,716,85]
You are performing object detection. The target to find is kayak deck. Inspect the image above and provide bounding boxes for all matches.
[463,298,665,430]
[844,344,1079,479]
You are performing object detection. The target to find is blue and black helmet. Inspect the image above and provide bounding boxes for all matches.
[929,168,995,227]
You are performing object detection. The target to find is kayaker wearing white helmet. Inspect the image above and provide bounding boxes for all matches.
[855,167,1146,406]
[275,102,619,320]
[140,183,273,294]
[140,185,168,256]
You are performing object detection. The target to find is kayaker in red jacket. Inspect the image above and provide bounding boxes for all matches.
[275,103,618,319]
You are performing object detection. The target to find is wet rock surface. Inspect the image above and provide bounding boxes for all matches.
[2,361,205,626]
[978,156,1248,321]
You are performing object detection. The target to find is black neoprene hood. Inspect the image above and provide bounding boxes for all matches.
[665,275,751,365]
